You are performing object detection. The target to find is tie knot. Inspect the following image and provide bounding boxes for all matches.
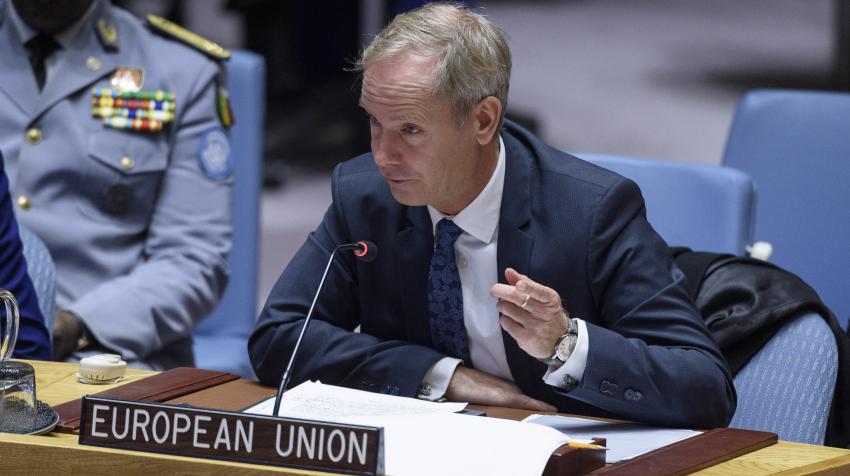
[25,34,60,60]
[436,218,463,244]
[25,34,60,91]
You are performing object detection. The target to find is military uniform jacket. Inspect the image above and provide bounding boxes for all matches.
[0,0,233,369]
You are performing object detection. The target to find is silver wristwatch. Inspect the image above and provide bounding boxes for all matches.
[539,317,579,366]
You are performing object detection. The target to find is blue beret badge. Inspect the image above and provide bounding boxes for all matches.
[198,127,232,180]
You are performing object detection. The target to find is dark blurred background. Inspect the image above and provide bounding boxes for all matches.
[117,0,847,304]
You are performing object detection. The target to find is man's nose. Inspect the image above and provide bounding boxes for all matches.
[372,131,398,166]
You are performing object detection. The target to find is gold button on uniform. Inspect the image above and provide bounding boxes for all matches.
[26,128,42,144]
[86,56,102,71]
[120,156,135,170]
[17,196,31,210]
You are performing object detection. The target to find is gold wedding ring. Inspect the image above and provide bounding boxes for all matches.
[520,294,531,310]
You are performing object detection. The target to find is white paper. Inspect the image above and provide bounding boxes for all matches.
[244,381,467,420]
[346,413,570,476]
[524,414,701,463]
[244,382,569,475]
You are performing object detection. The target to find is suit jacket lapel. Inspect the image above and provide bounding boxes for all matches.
[0,7,39,116]
[398,206,435,347]
[395,133,539,388]
[497,132,539,393]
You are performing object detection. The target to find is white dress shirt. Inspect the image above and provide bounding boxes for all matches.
[420,136,589,400]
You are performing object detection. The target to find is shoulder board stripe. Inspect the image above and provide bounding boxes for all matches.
[145,14,230,60]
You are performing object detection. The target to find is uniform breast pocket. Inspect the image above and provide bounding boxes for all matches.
[78,130,168,226]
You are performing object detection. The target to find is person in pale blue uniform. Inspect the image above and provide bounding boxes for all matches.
[0,0,234,369]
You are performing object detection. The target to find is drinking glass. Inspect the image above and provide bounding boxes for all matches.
[0,289,37,434]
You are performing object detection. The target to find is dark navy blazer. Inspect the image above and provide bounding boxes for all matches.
[250,121,736,428]
[0,150,50,359]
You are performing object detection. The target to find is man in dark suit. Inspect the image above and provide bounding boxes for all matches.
[1,149,51,359]
[250,2,735,428]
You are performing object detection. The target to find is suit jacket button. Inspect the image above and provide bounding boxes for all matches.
[625,389,635,400]
[381,384,400,396]
[600,379,617,395]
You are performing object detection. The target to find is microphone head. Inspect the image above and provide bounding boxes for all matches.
[353,240,378,262]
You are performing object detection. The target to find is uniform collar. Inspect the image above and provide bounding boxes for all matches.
[4,0,116,52]
[55,0,99,50]
[428,135,506,244]
[4,0,38,45]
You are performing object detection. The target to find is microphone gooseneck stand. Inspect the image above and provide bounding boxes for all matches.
[271,241,375,416]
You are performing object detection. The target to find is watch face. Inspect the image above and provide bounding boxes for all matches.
[556,334,578,361]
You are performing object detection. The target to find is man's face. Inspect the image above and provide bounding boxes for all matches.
[360,54,482,215]
[12,0,94,35]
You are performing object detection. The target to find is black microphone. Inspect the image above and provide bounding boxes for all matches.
[272,240,378,416]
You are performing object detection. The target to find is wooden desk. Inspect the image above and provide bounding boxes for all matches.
[2,361,849,475]
[1,361,309,475]
[476,407,850,476]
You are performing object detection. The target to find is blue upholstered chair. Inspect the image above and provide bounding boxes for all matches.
[577,152,840,444]
[575,153,755,255]
[192,50,265,378]
[730,312,839,444]
[723,89,850,329]
[18,224,55,336]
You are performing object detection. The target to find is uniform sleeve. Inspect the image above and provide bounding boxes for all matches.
[564,178,736,429]
[0,158,51,360]
[68,60,232,362]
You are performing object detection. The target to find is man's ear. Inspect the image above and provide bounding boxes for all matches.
[472,96,503,146]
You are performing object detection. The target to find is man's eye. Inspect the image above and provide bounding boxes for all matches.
[367,114,380,126]
[402,124,421,134]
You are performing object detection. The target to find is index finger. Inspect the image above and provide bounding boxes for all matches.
[490,282,524,304]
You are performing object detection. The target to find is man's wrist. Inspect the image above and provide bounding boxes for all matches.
[57,309,93,352]
[418,357,462,401]
[539,317,579,367]
[543,319,589,390]
[75,318,93,352]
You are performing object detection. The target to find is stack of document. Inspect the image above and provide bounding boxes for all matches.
[246,381,570,476]
[524,414,700,463]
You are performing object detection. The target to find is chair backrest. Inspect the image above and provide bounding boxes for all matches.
[18,224,55,335]
[576,153,755,255]
[730,312,838,444]
[723,89,850,328]
[192,50,265,377]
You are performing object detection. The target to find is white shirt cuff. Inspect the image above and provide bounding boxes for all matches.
[418,357,463,400]
[543,318,589,389]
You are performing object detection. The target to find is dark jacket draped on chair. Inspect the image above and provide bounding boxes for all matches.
[673,249,850,448]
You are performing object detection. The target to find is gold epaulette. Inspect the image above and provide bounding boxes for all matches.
[145,14,230,60]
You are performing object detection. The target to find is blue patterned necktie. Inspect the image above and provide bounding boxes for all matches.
[428,218,471,364]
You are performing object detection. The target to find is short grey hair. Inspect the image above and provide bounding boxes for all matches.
[354,2,511,127]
